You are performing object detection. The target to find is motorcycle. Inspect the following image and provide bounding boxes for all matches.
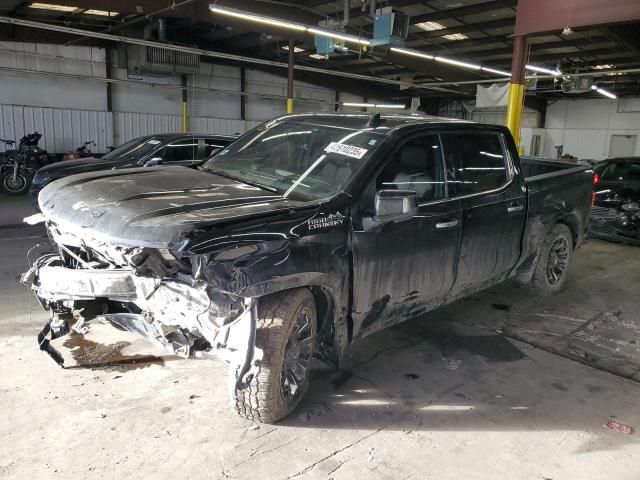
[0,132,50,196]
[63,140,96,161]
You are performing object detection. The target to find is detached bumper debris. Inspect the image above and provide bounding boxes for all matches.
[605,420,633,435]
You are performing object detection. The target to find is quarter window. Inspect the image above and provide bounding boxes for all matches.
[376,135,446,203]
[441,133,508,195]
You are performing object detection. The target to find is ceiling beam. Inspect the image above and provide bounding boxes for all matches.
[412,17,513,39]
[410,0,517,24]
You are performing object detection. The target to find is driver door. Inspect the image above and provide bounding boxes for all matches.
[351,133,462,339]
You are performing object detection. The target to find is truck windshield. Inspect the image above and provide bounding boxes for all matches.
[201,118,384,200]
[599,161,640,184]
[102,137,163,162]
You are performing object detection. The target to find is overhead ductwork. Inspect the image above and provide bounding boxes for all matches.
[143,18,167,42]
[342,0,350,26]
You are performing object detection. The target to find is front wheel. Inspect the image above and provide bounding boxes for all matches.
[1,171,31,195]
[229,288,317,423]
[525,224,573,295]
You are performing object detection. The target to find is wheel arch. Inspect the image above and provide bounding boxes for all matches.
[239,275,350,361]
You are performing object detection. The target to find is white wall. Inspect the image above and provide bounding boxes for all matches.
[0,42,368,153]
[521,98,640,159]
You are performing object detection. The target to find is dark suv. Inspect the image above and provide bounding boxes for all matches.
[30,133,237,208]
[590,157,640,245]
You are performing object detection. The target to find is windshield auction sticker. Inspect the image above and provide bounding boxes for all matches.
[325,142,368,159]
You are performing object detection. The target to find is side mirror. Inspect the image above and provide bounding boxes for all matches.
[144,157,163,167]
[374,189,418,222]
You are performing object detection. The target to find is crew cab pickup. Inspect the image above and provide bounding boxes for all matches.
[23,114,593,423]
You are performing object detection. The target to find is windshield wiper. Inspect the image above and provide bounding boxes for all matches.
[200,167,279,193]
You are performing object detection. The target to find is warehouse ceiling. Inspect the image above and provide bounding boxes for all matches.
[1,0,639,102]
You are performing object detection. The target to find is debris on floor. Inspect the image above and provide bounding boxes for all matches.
[445,359,463,370]
[605,420,633,435]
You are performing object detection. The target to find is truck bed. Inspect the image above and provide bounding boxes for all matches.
[515,156,594,281]
[521,156,589,181]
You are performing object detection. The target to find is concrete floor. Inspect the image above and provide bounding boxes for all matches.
[0,194,36,227]
[1,219,639,479]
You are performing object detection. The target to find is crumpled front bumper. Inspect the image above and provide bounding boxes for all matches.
[23,255,262,387]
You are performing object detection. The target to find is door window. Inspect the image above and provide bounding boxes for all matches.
[441,132,508,196]
[375,134,446,203]
[202,138,229,159]
[161,139,199,163]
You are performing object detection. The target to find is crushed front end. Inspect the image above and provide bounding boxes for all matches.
[589,197,640,246]
[23,221,262,385]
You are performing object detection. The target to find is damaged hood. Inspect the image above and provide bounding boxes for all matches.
[38,166,306,248]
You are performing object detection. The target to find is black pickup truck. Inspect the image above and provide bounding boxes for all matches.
[23,114,593,423]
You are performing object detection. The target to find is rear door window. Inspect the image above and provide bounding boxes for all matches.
[161,139,199,163]
[441,132,508,196]
[202,138,229,159]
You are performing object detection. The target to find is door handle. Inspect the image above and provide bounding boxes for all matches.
[436,219,459,229]
[507,202,524,213]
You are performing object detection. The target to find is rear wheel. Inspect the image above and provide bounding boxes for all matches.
[525,224,573,295]
[229,288,316,423]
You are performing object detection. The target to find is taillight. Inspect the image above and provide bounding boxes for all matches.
[592,173,599,205]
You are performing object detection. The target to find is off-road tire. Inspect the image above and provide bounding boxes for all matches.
[525,223,573,295]
[229,288,317,423]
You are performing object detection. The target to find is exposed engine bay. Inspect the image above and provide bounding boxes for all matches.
[22,221,263,386]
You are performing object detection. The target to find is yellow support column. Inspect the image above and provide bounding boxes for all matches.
[287,39,294,114]
[181,101,188,133]
[505,35,528,152]
[506,83,525,148]
[181,74,188,133]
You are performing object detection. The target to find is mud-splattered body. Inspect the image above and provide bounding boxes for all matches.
[23,114,593,390]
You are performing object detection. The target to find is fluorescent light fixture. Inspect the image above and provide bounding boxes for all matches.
[415,21,445,31]
[84,9,117,16]
[309,53,326,60]
[210,6,307,32]
[390,47,434,60]
[342,102,370,108]
[442,33,468,41]
[282,45,305,53]
[526,64,562,76]
[307,27,370,45]
[591,85,617,99]
[435,56,481,70]
[481,66,511,76]
[29,3,77,12]
[342,102,405,109]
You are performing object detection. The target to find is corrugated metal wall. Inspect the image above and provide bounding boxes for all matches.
[0,106,264,153]
[113,112,259,144]
[0,104,112,153]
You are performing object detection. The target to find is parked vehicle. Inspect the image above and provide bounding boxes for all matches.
[1,132,50,195]
[23,114,593,423]
[62,140,96,161]
[589,157,640,245]
[30,133,237,208]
